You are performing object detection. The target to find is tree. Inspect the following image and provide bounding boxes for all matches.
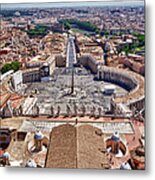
[11,61,21,72]
[26,25,48,37]
[64,22,71,30]
[62,19,98,32]
[1,63,12,74]
[1,61,21,74]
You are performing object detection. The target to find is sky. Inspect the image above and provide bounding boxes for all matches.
[1,0,144,9]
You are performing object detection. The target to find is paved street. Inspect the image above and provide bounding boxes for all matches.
[66,35,76,68]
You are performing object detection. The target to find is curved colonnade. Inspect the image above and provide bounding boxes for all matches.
[97,65,145,114]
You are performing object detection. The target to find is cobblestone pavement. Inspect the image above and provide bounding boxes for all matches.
[25,67,127,116]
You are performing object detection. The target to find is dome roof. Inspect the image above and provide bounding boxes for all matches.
[34,131,44,140]
[120,162,132,170]
[26,159,37,168]
[2,152,10,159]
[111,132,120,142]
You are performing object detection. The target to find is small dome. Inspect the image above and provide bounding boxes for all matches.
[111,132,120,142]
[34,131,44,140]
[26,159,37,168]
[120,162,132,170]
[2,152,10,159]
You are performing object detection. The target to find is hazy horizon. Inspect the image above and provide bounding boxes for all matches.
[1,1,144,10]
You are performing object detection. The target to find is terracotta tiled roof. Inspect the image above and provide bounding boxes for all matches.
[45,124,77,168]
[45,124,109,169]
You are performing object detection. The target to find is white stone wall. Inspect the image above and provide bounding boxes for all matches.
[11,70,23,92]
